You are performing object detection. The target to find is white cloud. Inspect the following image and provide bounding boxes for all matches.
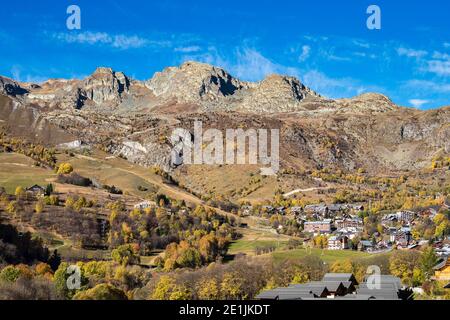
[426,60,450,76]
[432,51,450,60]
[409,99,429,108]
[324,53,351,62]
[174,46,202,53]
[183,47,301,81]
[229,48,301,81]
[421,51,450,76]
[353,52,377,59]
[397,47,428,58]
[352,39,371,49]
[54,31,150,50]
[301,70,373,99]
[55,31,111,45]
[403,79,450,93]
[444,42,450,48]
[112,35,148,49]
[10,65,48,84]
[298,45,311,62]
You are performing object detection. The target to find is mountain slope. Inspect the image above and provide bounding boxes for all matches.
[0,61,448,181]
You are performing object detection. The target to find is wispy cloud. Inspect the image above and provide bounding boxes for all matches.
[397,47,428,58]
[353,52,377,59]
[301,70,375,98]
[111,35,148,49]
[10,65,48,83]
[426,60,450,76]
[323,52,352,62]
[421,51,450,76]
[352,39,371,49]
[404,79,450,93]
[298,45,311,62]
[181,47,301,81]
[53,31,168,50]
[174,46,202,53]
[409,99,429,108]
[395,46,450,77]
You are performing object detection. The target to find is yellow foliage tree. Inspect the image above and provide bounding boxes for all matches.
[57,163,73,175]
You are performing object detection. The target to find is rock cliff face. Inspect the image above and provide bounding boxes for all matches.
[0,76,28,96]
[0,62,402,114]
[236,74,321,113]
[146,61,250,104]
[17,67,131,110]
[0,61,448,174]
[82,67,130,105]
[336,93,398,113]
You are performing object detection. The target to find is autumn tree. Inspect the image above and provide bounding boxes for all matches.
[35,200,44,214]
[389,250,421,286]
[14,186,25,200]
[111,244,140,266]
[151,276,192,300]
[53,262,88,299]
[72,283,127,300]
[196,277,220,300]
[419,246,438,281]
[0,265,22,282]
[57,163,74,175]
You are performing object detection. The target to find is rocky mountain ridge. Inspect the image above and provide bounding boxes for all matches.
[0,61,448,176]
[0,61,397,114]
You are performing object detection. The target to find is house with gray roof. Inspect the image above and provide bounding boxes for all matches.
[322,273,359,286]
[256,273,409,301]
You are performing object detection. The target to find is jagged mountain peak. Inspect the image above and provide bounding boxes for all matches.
[146,60,248,103]
[82,67,131,105]
[92,67,115,75]
[0,76,28,96]
[354,92,392,102]
[336,92,397,113]
[0,62,402,114]
[258,73,319,98]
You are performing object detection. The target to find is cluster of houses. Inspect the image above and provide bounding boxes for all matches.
[299,204,370,251]
[241,200,450,254]
[257,273,413,300]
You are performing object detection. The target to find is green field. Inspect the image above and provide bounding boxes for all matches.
[0,153,56,193]
[272,248,373,264]
[228,239,289,255]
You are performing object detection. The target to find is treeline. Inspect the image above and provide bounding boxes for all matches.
[2,192,103,249]
[1,243,449,300]
[138,256,327,300]
[0,223,49,265]
[108,201,239,270]
[0,131,56,168]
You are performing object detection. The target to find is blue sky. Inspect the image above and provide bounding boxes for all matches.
[1,0,450,109]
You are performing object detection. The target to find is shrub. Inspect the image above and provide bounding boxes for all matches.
[56,163,73,175]
[72,283,127,300]
[57,173,92,187]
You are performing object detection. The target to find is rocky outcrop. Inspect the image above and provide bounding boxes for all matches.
[0,76,28,96]
[2,62,403,115]
[108,140,172,172]
[146,61,250,104]
[82,67,130,105]
[21,68,131,109]
[145,61,326,113]
[236,74,321,113]
[336,93,398,113]
[1,61,449,175]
